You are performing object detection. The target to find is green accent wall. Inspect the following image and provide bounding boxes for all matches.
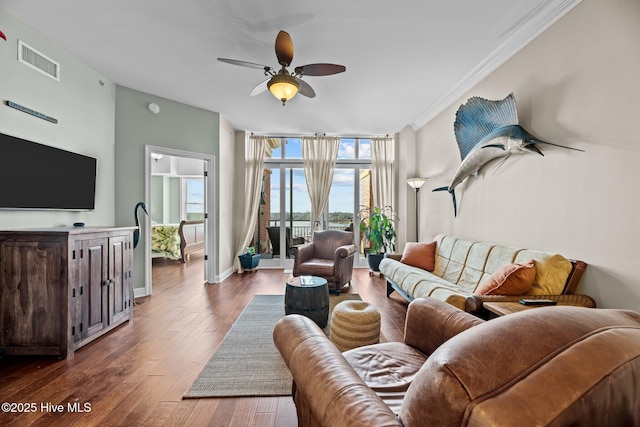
[150,176,181,225]
[114,86,219,290]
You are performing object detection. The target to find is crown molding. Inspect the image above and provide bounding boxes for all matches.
[409,0,583,131]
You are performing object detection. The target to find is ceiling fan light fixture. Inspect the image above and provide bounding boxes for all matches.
[267,73,299,106]
[218,30,345,104]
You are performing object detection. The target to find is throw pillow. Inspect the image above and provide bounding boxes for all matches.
[515,252,572,295]
[400,241,436,272]
[475,260,536,296]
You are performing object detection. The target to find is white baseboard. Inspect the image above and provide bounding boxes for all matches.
[134,286,148,298]
[213,266,234,283]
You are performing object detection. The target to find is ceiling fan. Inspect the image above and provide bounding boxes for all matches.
[217,30,346,106]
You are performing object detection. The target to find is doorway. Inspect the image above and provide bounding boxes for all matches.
[143,145,216,296]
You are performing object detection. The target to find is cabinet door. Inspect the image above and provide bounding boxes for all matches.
[0,240,65,354]
[108,234,132,325]
[80,238,109,338]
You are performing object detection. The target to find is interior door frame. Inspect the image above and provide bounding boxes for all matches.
[143,145,216,295]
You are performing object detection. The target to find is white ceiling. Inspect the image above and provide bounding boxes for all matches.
[2,0,579,136]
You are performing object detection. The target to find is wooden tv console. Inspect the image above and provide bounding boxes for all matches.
[0,226,136,359]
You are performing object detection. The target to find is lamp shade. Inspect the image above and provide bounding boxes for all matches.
[407,177,428,190]
[268,74,299,105]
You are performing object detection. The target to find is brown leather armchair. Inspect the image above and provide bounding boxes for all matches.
[291,230,357,294]
[274,297,640,427]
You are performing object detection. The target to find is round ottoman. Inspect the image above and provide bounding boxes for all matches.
[330,300,381,352]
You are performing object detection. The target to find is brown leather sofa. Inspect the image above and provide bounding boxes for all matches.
[273,297,640,426]
[291,230,357,294]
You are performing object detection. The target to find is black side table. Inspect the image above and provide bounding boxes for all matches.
[285,276,330,328]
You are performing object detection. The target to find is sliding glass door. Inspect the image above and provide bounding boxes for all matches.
[253,137,374,268]
[253,165,310,268]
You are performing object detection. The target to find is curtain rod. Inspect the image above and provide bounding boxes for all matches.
[251,133,390,139]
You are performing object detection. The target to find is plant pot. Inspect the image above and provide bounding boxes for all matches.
[367,253,385,272]
[239,253,260,270]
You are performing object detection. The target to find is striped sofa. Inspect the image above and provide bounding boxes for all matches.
[379,234,595,316]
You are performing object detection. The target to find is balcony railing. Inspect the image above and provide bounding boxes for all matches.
[268,220,351,244]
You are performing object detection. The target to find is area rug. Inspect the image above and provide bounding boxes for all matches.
[183,293,360,398]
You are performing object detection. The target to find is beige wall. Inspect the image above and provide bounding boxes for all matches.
[232,131,248,264]
[396,126,417,245]
[218,116,236,279]
[413,0,640,310]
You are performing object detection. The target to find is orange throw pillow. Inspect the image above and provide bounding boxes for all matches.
[475,260,536,296]
[400,241,436,272]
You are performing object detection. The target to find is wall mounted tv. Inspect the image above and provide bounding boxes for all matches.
[0,132,97,210]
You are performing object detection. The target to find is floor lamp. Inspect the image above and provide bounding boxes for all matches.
[407,177,427,242]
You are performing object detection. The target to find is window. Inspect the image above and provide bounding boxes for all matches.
[184,178,204,220]
[337,138,370,160]
[255,137,374,267]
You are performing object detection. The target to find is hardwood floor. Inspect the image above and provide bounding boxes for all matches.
[0,254,408,426]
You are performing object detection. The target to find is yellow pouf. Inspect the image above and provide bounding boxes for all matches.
[330,300,381,352]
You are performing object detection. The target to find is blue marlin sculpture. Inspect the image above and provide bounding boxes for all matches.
[433,93,583,217]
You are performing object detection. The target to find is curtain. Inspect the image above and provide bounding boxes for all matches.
[302,135,340,230]
[233,135,266,273]
[371,136,394,208]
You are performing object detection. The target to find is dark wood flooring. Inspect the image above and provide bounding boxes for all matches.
[0,254,408,426]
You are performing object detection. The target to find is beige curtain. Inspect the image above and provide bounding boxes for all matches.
[233,135,266,273]
[371,136,394,208]
[302,135,340,230]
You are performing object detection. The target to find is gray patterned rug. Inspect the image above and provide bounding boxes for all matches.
[183,293,360,398]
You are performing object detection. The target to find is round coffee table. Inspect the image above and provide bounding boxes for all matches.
[285,276,329,328]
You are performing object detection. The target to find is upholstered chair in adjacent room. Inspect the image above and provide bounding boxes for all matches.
[291,230,357,294]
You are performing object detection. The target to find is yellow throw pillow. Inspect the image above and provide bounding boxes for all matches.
[474,260,536,296]
[400,241,436,272]
[515,252,573,295]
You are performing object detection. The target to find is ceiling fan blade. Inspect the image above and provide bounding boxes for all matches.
[296,78,316,98]
[275,30,294,66]
[217,58,270,70]
[250,78,269,96]
[295,64,347,76]
[294,63,346,76]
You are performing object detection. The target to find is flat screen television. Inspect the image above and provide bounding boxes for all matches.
[0,132,97,210]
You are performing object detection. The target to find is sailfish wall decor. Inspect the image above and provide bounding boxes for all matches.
[434,93,583,217]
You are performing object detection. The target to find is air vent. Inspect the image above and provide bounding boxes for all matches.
[18,40,60,81]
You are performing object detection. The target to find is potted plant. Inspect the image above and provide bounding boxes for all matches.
[238,246,260,271]
[358,206,398,273]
